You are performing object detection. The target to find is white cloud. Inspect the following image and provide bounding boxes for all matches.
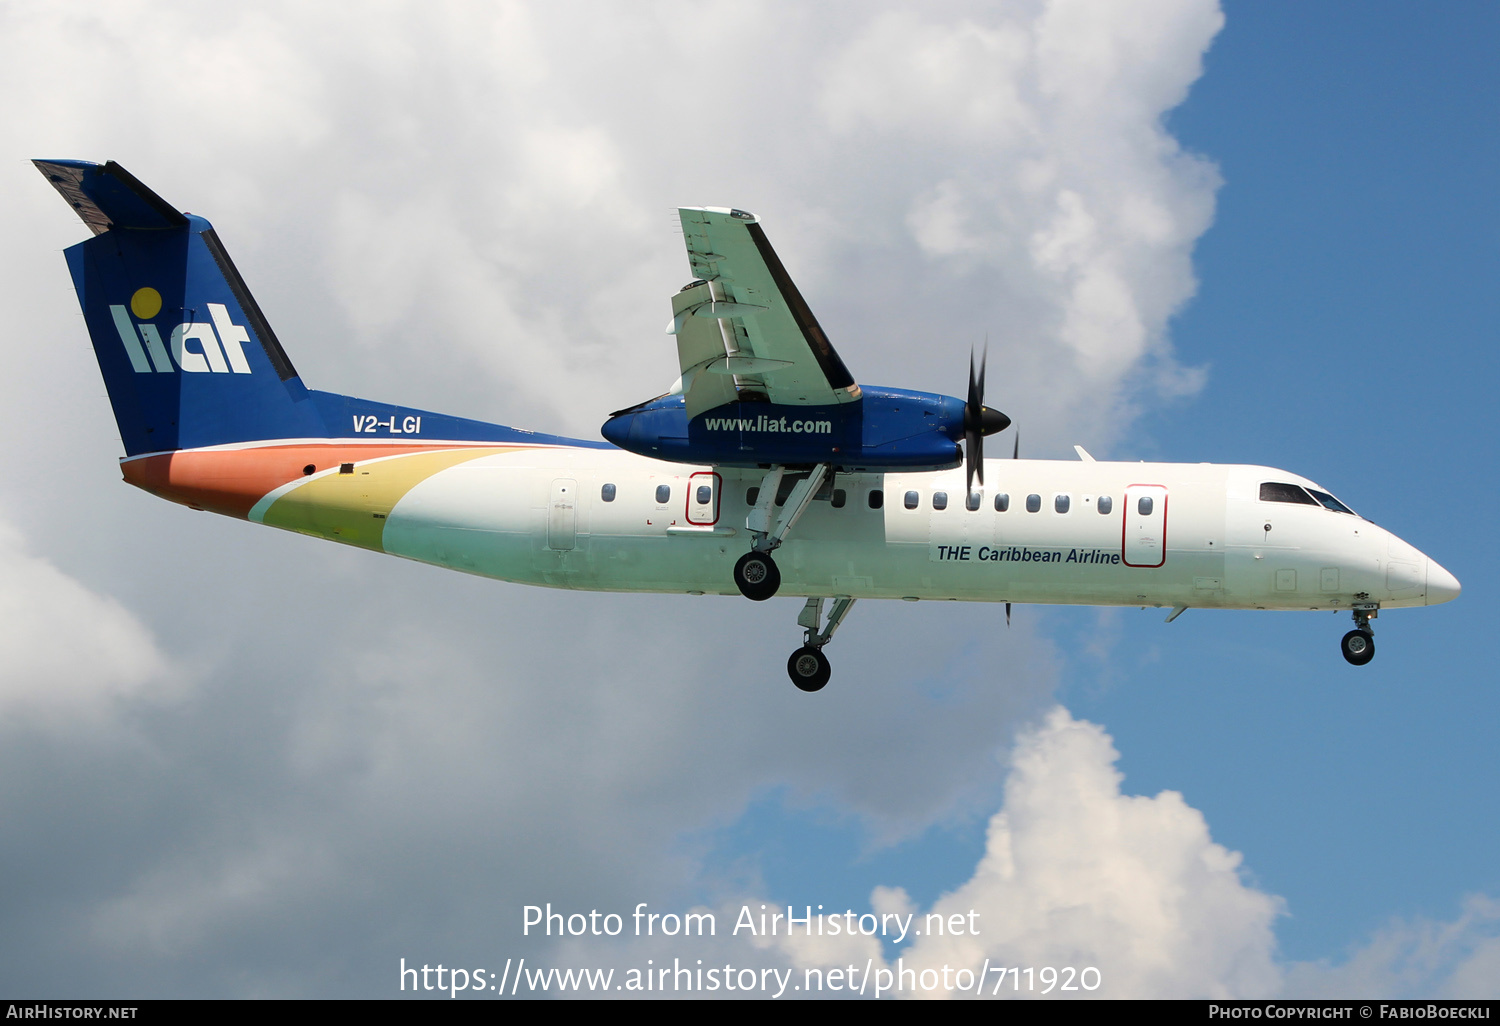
[0,515,170,724]
[702,707,1282,999]
[1284,895,1500,1000]
[810,2,1224,452]
[890,707,1282,998]
[9,0,1222,449]
[820,14,1037,143]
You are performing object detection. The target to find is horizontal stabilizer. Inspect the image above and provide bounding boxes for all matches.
[33,159,188,235]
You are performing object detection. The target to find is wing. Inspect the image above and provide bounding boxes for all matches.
[670,207,861,419]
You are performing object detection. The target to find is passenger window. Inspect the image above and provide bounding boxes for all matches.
[1054,494,1070,514]
[904,490,919,510]
[696,485,712,505]
[966,491,981,511]
[656,484,671,504]
[868,489,884,510]
[831,489,846,509]
[932,492,948,510]
[601,483,616,502]
[1138,495,1153,516]
[747,487,759,505]
[1098,495,1112,515]
[1026,493,1041,513]
[994,493,1009,512]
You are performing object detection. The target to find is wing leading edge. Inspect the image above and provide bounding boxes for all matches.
[671,207,861,419]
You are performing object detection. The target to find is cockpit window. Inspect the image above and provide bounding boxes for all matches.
[1259,482,1319,506]
[1306,488,1357,516]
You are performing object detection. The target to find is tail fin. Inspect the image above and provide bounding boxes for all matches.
[35,159,323,456]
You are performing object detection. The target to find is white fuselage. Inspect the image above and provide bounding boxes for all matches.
[362,447,1455,613]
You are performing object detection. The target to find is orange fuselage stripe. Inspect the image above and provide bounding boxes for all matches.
[120,443,500,518]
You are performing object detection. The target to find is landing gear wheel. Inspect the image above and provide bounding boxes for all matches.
[734,551,781,601]
[1341,629,1375,666]
[787,645,831,692]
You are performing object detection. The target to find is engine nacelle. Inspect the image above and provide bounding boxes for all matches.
[601,386,966,471]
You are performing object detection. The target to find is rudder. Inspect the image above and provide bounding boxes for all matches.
[37,159,323,456]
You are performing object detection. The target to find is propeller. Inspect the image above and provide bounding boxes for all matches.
[964,347,1011,494]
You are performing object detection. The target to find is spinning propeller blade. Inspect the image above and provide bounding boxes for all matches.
[963,345,1011,494]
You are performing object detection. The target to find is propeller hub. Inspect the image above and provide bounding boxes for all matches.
[969,405,1010,437]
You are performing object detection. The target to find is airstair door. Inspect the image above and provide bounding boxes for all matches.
[687,471,721,526]
[548,478,577,551]
[1122,484,1168,568]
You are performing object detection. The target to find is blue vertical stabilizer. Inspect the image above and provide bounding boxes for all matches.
[38,159,324,455]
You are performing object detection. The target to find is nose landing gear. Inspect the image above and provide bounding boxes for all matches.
[787,646,831,692]
[786,596,856,692]
[1341,603,1378,666]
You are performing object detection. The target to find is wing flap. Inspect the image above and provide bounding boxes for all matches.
[670,282,740,419]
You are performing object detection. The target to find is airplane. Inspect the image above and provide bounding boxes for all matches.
[35,158,1460,692]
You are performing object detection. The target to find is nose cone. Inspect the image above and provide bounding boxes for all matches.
[1426,558,1461,605]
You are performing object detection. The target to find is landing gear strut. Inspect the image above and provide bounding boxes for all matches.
[786,596,856,692]
[1341,603,1378,666]
[734,464,830,601]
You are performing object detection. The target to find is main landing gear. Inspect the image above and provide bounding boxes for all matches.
[1341,603,1378,666]
[733,551,780,602]
[733,464,830,601]
[786,597,856,692]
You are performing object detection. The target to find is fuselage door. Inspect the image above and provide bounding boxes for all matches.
[686,471,721,526]
[548,478,577,550]
[1122,484,1168,568]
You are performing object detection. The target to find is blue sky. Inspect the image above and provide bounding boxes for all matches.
[1,0,1496,999]
[1107,0,1498,962]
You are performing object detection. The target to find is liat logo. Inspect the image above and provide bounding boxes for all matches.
[109,287,253,374]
